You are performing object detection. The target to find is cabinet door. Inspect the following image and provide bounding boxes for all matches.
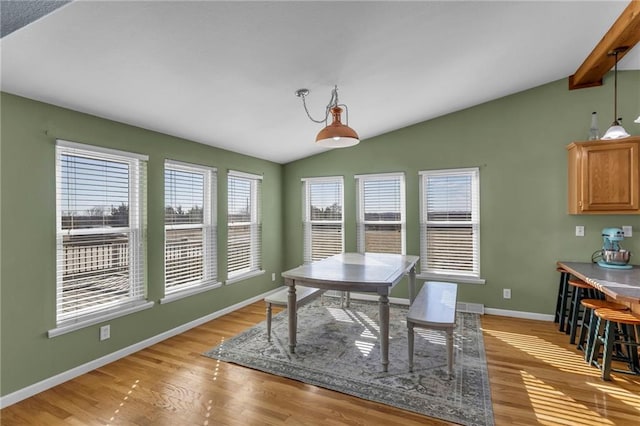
[580,141,639,212]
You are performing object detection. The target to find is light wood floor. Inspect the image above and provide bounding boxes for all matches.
[2,302,639,425]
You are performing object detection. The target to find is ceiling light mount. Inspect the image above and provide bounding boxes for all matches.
[295,85,359,148]
[602,46,631,140]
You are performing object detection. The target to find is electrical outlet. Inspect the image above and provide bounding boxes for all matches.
[271,273,276,281]
[503,289,511,299]
[100,325,110,341]
[575,226,585,237]
[622,226,632,237]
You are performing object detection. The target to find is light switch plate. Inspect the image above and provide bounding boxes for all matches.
[622,226,632,237]
[575,226,585,237]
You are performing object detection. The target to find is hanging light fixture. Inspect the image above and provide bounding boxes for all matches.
[295,85,359,148]
[602,47,630,140]
[635,115,640,124]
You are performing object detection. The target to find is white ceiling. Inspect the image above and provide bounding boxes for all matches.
[1,1,639,164]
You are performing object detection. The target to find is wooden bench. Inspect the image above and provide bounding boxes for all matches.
[264,286,324,341]
[407,281,458,378]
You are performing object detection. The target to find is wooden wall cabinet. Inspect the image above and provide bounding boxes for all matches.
[567,137,639,214]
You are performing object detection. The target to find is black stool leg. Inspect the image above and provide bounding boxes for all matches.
[584,309,598,362]
[568,287,584,344]
[601,320,615,381]
[554,271,568,323]
[559,276,572,333]
[577,306,592,352]
[589,316,604,366]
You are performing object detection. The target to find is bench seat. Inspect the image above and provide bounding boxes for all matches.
[264,286,324,341]
[407,281,458,377]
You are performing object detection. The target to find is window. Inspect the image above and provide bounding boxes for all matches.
[55,140,148,328]
[302,177,344,263]
[164,160,217,297]
[356,173,406,254]
[419,167,481,281]
[227,170,262,282]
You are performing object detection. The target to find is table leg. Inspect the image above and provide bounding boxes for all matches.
[379,293,390,372]
[408,265,417,304]
[287,280,297,354]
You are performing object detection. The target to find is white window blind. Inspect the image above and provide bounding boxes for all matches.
[55,140,147,326]
[356,173,406,254]
[164,160,217,295]
[419,168,480,277]
[227,171,262,279]
[302,177,344,263]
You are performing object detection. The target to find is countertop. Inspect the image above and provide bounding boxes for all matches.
[558,261,640,303]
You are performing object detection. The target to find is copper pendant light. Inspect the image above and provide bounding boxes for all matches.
[296,86,360,148]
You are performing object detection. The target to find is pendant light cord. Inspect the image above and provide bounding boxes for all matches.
[613,50,618,122]
[299,86,339,124]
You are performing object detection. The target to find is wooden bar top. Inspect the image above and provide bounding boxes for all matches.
[558,261,640,303]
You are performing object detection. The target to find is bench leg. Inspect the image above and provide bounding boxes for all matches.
[408,322,414,372]
[266,302,273,342]
[446,328,454,379]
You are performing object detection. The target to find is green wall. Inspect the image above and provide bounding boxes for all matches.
[283,71,640,314]
[0,93,283,396]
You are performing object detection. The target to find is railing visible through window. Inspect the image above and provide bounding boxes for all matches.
[419,168,480,277]
[164,160,217,295]
[356,173,406,255]
[302,177,344,263]
[227,170,262,280]
[55,140,147,325]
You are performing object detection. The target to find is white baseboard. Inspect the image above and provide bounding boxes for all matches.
[0,290,275,409]
[484,307,554,322]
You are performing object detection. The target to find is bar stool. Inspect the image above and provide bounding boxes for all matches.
[554,267,571,331]
[590,308,640,381]
[577,298,627,361]
[566,278,598,344]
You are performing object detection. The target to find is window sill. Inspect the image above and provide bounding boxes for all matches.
[48,301,155,338]
[417,272,486,285]
[160,281,223,304]
[225,269,265,285]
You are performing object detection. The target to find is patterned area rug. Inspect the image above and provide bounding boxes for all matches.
[204,298,494,426]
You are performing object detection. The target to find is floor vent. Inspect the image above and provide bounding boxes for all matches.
[457,302,485,315]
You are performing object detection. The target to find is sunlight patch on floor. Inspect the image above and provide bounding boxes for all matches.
[520,370,614,426]
[107,378,139,426]
[327,307,355,323]
[585,380,640,413]
[416,328,446,346]
[484,329,600,377]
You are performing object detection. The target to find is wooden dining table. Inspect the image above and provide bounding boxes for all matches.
[282,252,419,372]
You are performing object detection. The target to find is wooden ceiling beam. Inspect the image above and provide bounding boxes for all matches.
[569,1,640,90]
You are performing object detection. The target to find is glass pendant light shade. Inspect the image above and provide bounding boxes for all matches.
[602,121,631,139]
[602,47,630,140]
[315,106,359,147]
[635,115,640,124]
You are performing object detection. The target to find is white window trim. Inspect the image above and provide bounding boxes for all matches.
[302,176,344,263]
[225,268,266,285]
[355,172,406,255]
[48,301,154,338]
[53,140,148,333]
[160,281,223,304]
[227,170,262,281]
[419,167,482,280]
[164,160,218,297]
